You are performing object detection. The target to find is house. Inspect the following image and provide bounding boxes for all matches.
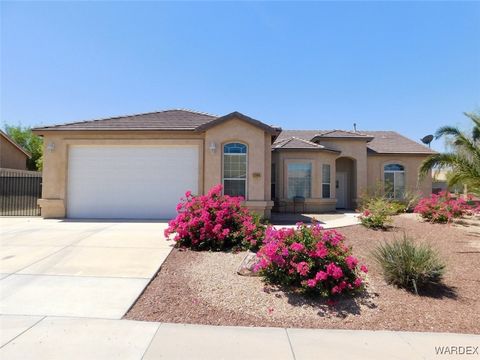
[33,109,435,219]
[0,130,31,170]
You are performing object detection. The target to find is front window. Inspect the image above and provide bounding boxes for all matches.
[287,162,312,199]
[322,164,331,198]
[384,164,405,199]
[223,143,247,197]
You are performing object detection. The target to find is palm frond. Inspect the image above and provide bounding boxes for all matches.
[463,112,480,142]
[424,112,480,196]
[435,126,462,139]
[419,153,459,177]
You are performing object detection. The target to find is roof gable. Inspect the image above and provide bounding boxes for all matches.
[0,131,31,158]
[195,111,280,134]
[275,129,436,155]
[313,130,373,141]
[272,136,340,152]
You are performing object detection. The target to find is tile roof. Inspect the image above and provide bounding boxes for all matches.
[33,109,218,131]
[32,109,436,155]
[274,130,319,143]
[362,131,436,154]
[275,129,436,154]
[33,109,281,135]
[314,130,373,139]
[272,137,339,152]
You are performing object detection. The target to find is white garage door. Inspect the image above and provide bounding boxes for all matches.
[67,145,198,219]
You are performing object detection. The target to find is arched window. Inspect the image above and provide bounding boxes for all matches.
[223,143,247,197]
[384,164,405,199]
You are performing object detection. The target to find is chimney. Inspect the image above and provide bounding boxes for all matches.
[353,123,357,132]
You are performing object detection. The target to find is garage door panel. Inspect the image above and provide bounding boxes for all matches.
[67,146,198,219]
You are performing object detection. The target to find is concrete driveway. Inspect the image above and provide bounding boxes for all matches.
[0,217,172,319]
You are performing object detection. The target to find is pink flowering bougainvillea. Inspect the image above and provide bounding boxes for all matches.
[164,184,265,251]
[254,223,368,298]
[414,191,479,224]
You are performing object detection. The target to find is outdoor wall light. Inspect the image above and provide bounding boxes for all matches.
[209,142,217,154]
[47,142,55,152]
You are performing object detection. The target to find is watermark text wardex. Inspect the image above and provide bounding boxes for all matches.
[435,346,479,356]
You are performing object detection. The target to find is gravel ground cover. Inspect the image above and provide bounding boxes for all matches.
[126,214,480,334]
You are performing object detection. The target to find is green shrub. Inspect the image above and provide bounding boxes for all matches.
[372,235,446,294]
[359,198,395,229]
[387,201,407,214]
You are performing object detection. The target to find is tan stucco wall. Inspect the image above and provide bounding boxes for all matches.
[367,154,432,197]
[204,118,273,216]
[316,139,368,206]
[272,150,338,212]
[37,131,205,218]
[0,137,28,170]
[271,140,432,212]
[36,118,273,218]
[35,121,433,219]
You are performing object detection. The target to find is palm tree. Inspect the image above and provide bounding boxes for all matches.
[420,112,480,196]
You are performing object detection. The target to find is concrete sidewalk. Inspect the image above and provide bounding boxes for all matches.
[272,212,360,229]
[1,316,478,360]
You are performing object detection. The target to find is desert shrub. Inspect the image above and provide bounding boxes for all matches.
[394,190,422,212]
[372,235,446,294]
[414,191,478,223]
[254,223,368,298]
[358,198,395,229]
[164,185,265,251]
[388,201,407,214]
[359,183,421,213]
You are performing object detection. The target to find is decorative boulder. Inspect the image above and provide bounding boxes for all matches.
[237,251,261,277]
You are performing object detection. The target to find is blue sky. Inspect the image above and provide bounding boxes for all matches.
[1,1,479,151]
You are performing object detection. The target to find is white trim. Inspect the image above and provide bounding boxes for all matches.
[383,163,405,199]
[222,142,248,199]
[321,163,331,199]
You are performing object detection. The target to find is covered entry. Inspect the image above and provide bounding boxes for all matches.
[335,157,356,209]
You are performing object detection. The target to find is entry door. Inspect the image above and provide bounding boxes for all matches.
[336,172,347,209]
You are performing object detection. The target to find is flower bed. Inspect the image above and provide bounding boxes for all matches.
[164,185,265,251]
[414,191,478,223]
[126,215,480,334]
[254,223,367,298]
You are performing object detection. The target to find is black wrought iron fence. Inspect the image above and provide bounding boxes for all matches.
[0,168,42,216]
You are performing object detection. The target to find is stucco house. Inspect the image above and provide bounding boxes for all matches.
[0,130,31,170]
[33,109,435,219]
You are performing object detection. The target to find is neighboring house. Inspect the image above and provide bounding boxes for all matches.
[0,130,31,170]
[432,169,449,193]
[432,168,463,194]
[33,109,435,219]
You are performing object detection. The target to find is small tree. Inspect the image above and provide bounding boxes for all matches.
[420,112,480,195]
[4,125,43,171]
